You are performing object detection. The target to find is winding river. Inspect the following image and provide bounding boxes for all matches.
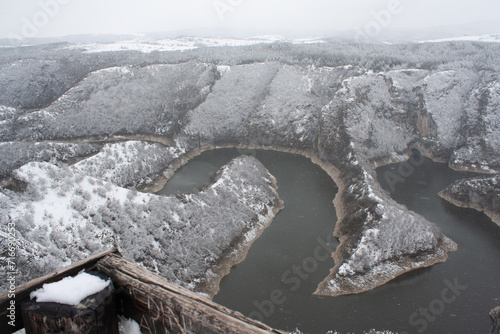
[157,148,500,334]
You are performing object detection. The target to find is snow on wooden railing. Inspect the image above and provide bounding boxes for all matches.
[0,248,119,334]
[1,250,286,334]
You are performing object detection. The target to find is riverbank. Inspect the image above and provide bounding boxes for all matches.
[144,142,457,299]
[166,147,499,333]
[314,236,457,296]
[439,179,500,228]
[196,164,284,298]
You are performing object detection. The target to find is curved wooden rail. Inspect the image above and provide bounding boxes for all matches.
[0,250,287,334]
[97,254,287,334]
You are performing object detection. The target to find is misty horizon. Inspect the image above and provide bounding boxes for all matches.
[1,0,500,42]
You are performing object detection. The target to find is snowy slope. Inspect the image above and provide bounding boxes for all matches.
[12,63,217,141]
[439,175,500,227]
[0,141,100,177]
[451,81,500,172]
[0,156,283,294]
[315,160,456,296]
[420,33,500,43]
[71,141,186,188]
[66,36,326,53]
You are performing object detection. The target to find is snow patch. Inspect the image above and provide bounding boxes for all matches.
[30,272,110,305]
[419,33,500,43]
[119,316,141,334]
[66,36,328,54]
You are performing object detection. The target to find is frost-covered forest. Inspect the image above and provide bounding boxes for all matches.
[1,40,499,297]
[0,155,282,293]
[439,174,500,227]
[71,141,186,189]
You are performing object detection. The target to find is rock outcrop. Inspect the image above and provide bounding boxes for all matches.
[491,306,500,334]
[439,175,500,227]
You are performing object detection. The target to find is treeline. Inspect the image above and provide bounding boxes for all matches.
[0,141,100,177]
[1,41,499,109]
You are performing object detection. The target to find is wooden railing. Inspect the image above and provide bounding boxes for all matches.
[1,250,287,334]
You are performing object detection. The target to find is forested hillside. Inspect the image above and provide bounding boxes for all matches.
[1,40,499,297]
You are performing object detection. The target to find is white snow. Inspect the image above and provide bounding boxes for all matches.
[217,65,231,76]
[338,71,417,160]
[71,141,186,188]
[419,33,500,43]
[2,155,281,294]
[65,36,327,53]
[292,37,327,45]
[30,272,110,305]
[119,316,141,334]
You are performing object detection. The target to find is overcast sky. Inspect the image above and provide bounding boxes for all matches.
[1,0,500,39]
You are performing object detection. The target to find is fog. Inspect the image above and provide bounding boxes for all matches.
[1,0,500,40]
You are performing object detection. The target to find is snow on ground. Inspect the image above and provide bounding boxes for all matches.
[71,141,186,188]
[439,175,500,226]
[2,43,498,301]
[119,316,141,334]
[0,105,18,120]
[419,33,500,43]
[338,71,416,160]
[0,141,100,176]
[27,62,215,141]
[422,69,478,148]
[336,201,442,277]
[451,81,500,171]
[30,272,110,305]
[66,36,327,53]
[337,166,443,276]
[0,156,282,294]
[314,152,456,297]
[247,64,321,146]
[291,37,328,45]
[183,62,282,141]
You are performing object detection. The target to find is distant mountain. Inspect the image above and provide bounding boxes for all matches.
[0,33,139,47]
[2,21,499,47]
[336,20,500,44]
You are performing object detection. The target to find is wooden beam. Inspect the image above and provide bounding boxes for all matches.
[0,248,119,334]
[97,254,287,334]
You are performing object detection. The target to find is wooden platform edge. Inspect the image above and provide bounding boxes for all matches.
[0,247,119,333]
[97,253,288,334]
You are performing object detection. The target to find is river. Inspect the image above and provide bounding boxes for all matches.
[156,148,500,334]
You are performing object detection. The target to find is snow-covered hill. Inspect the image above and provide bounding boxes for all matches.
[0,156,283,295]
[1,40,499,298]
[66,35,326,54]
[439,175,500,227]
[419,33,500,44]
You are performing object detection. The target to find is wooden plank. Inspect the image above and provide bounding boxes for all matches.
[97,254,287,334]
[0,248,119,334]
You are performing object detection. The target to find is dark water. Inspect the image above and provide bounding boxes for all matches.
[157,149,500,334]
